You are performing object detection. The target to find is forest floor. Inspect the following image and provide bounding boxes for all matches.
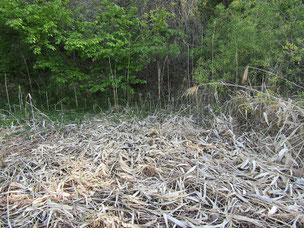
[0,107,303,227]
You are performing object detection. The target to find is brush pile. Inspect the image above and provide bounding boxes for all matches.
[0,97,303,227]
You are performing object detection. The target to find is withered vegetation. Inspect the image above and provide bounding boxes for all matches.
[0,95,303,227]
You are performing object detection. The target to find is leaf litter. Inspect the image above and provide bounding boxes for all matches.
[0,105,303,227]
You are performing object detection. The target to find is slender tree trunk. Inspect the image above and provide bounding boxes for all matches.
[109,58,118,108]
[187,43,191,88]
[5,74,11,112]
[22,55,33,93]
[157,61,161,101]
[235,38,239,86]
[73,85,78,107]
[126,55,131,106]
[167,60,170,102]
[211,22,216,79]
[157,56,169,102]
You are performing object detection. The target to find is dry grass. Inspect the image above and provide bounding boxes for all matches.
[0,102,303,227]
[242,66,249,84]
[228,91,304,168]
[183,86,200,97]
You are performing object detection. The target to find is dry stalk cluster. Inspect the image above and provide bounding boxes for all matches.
[228,91,304,167]
[0,109,303,227]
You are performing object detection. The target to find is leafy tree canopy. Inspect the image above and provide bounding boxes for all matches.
[0,0,181,98]
[195,0,304,95]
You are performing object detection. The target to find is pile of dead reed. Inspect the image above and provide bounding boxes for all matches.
[0,101,303,227]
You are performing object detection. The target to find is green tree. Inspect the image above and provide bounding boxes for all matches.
[0,0,181,107]
[0,0,74,104]
[194,0,304,95]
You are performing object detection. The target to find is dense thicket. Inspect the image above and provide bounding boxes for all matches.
[195,0,304,96]
[0,0,303,110]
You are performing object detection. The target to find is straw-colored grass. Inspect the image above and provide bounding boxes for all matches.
[0,102,303,227]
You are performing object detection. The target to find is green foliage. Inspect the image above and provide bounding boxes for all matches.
[0,0,181,106]
[194,0,304,95]
[1,0,302,111]
[1,0,70,54]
